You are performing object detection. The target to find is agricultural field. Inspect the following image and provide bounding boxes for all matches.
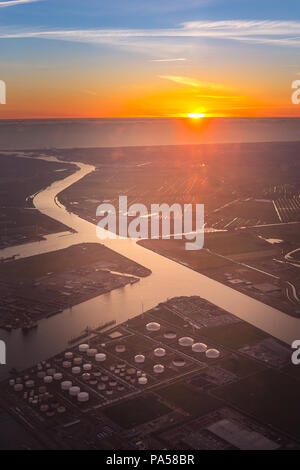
[0,154,74,249]
[212,369,300,440]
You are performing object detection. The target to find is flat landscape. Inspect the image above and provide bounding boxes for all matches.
[0,142,299,450]
[0,243,150,330]
[1,296,299,450]
[0,153,75,249]
[36,142,299,317]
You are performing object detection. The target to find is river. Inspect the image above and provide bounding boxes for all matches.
[0,154,299,379]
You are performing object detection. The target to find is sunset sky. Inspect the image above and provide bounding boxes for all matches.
[0,0,300,118]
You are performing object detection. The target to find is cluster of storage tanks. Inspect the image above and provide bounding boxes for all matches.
[9,320,221,413]
[68,344,151,391]
[8,363,74,416]
[145,322,220,359]
[178,337,221,358]
[8,351,98,413]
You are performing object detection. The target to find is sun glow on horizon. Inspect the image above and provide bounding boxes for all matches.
[187,112,205,119]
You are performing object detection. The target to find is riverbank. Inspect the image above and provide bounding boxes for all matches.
[1,295,298,450]
[138,237,300,318]
[0,243,150,330]
[0,151,299,385]
[0,153,75,250]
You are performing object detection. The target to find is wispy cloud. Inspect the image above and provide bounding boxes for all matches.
[1,20,300,47]
[151,58,187,62]
[0,0,39,7]
[159,75,227,90]
[197,94,243,100]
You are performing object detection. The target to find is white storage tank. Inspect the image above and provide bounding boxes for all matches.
[43,376,53,384]
[206,348,220,359]
[153,364,165,374]
[154,347,166,357]
[134,354,145,364]
[82,373,91,382]
[192,343,207,353]
[95,353,106,362]
[178,337,194,347]
[69,386,80,397]
[172,358,186,367]
[14,384,24,392]
[115,345,126,353]
[53,373,63,381]
[146,322,160,332]
[25,380,35,389]
[64,352,73,360]
[138,376,148,385]
[164,331,177,340]
[87,348,97,357]
[79,344,89,353]
[73,357,83,365]
[61,381,72,391]
[72,366,81,375]
[83,363,92,371]
[77,392,89,403]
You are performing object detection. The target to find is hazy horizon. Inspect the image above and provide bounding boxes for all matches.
[1,117,300,150]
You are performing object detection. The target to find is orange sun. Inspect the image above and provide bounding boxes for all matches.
[187,112,205,118]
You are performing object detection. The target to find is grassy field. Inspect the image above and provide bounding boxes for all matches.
[103,394,171,429]
[0,243,150,280]
[251,223,300,246]
[204,231,272,256]
[213,200,278,225]
[139,239,234,271]
[219,355,266,377]
[200,322,268,349]
[212,369,300,439]
[157,382,222,416]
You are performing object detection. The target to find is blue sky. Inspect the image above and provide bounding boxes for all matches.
[1,0,300,28]
[0,0,300,118]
